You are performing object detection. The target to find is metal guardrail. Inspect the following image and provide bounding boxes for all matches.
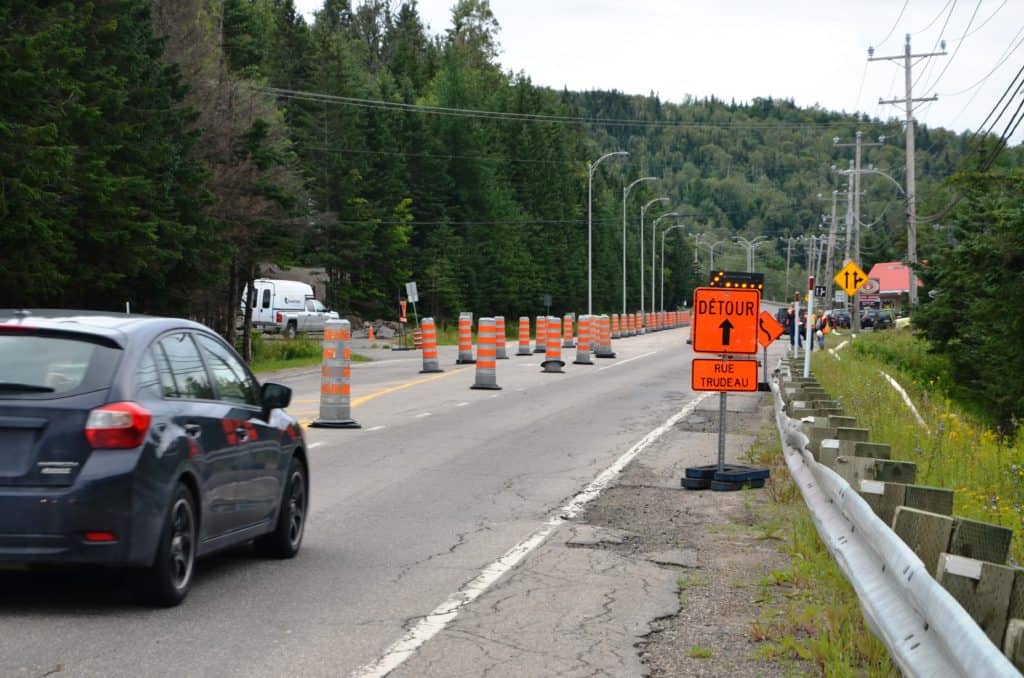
[770,364,1020,677]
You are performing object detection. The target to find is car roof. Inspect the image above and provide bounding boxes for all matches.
[0,309,210,347]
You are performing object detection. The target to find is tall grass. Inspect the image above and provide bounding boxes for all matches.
[814,330,1024,565]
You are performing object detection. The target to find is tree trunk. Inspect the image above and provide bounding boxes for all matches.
[242,274,255,364]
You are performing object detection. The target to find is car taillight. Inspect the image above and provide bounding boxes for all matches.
[276,312,283,323]
[85,402,152,449]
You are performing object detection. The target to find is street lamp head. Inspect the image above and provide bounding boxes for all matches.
[832,136,840,145]
[867,46,875,57]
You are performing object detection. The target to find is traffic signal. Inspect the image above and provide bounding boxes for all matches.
[708,270,764,292]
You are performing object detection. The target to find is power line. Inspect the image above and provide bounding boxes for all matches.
[874,0,910,50]
[960,0,1008,39]
[922,0,983,94]
[913,0,957,90]
[258,86,896,130]
[942,25,1024,97]
[914,0,956,35]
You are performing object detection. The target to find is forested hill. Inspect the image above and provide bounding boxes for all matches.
[2,0,1019,341]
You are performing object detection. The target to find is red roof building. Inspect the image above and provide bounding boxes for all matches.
[865,262,922,308]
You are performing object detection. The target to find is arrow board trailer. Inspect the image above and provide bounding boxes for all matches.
[691,287,760,354]
[691,358,759,392]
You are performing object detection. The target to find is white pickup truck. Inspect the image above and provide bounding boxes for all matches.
[245,279,339,337]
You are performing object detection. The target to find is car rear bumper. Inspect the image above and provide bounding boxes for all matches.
[0,453,164,568]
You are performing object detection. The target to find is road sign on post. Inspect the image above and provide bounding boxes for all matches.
[691,358,758,392]
[405,282,418,303]
[691,287,760,354]
[834,262,868,297]
[757,311,784,348]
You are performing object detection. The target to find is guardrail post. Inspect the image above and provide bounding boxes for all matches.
[937,554,1016,646]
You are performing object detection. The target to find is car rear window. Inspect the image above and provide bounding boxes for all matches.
[0,330,121,399]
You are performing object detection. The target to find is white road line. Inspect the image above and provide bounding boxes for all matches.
[454,402,470,408]
[414,412,432,419]
[597,351,657,370]
[350,392,712,678]
[365,425,387,432]
[308,442,323,449]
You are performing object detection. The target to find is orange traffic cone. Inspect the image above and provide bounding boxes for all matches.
[367,323,375,341]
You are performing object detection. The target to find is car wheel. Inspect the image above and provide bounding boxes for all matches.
[284,322,297,339]
[255,457,307,559]
[137,484,197,607]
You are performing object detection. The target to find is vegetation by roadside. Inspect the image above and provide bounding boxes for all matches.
[742,426,899,676]
[813,329,1024,565]
[248,334,369,374]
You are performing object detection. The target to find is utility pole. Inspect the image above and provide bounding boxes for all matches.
[870,34,945,307]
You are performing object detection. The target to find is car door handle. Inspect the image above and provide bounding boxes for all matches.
[235,427,249,442]
[184,423,202,438]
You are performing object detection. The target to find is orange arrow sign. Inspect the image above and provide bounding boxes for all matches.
[692,287,760,354]
[757,310,784,348]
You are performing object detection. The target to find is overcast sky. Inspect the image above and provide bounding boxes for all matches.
[294,0,1024,142]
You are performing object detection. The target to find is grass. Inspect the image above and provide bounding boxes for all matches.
[742,424,898,675]
[687,646,714,659]
[248,334,370,374]
[814,329,1024,565]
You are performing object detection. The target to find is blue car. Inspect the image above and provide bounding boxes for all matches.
[0,310,308,606]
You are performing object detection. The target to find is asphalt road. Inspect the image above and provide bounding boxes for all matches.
[0,321,779,677]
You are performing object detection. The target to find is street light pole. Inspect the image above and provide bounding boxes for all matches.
[661,224,686,311]
[622,176,657,316]
[652,211,680,315]
[588,151,628,315]
[709,239,729,270]
[733,236,767,272]
[639,197,669,331]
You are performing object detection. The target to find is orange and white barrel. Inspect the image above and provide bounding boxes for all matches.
[471,317,501,390]
[573,314,594,365]
[541,315,565,373]
[494,315,508,359]
[419,317,443,374]
[517,316,532,356]
[561,313,575,348]
[534,315,547,354]
[311,319,361,429]
[456,311,475,364]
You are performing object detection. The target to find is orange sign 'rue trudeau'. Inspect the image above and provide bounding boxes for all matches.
[691,358,759,392]
[691,287,760,354]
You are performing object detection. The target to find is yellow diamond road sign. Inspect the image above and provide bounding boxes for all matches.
[834,261,869,296]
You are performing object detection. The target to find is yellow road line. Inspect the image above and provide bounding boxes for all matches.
[351,368,471,407]
[290,368,472,422]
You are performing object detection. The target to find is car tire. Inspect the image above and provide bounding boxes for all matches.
[284,322,297,339]
[136,483,197,607]
[254,457,307,559]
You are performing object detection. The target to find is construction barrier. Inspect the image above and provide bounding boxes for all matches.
[627,313,635,337]
[413,327,423,349]
[471,317,501,390]
[456,311,475,364]
[419,317,443,374]
[637,312,645,335]
[517,316,532,356]
[534,315,547,354]
[574,314,594,365]
[311,319,361,429]
[561,314,575,348]
[541,315,565,373]
[611,313,620,339]
[594,314,616,359]
[495,315,508,359]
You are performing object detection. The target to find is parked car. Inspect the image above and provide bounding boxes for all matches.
[860,308,895,330]
[0,310,308,606]
[243,279,338,337]
[824,309,851,329]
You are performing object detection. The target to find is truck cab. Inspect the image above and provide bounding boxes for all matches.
[245,279,338,336]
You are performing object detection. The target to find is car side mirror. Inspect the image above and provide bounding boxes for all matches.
[261,382,292,410]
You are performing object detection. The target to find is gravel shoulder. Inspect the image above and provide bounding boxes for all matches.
[393,388,814,677]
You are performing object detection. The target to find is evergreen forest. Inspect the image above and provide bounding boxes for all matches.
[2,0,1023,424]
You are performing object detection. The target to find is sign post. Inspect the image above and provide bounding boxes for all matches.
[834,262,868,332]
[685,286,769,491]
[804,276,814,378]
[405,282,419,328]
[757,310,784,387]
